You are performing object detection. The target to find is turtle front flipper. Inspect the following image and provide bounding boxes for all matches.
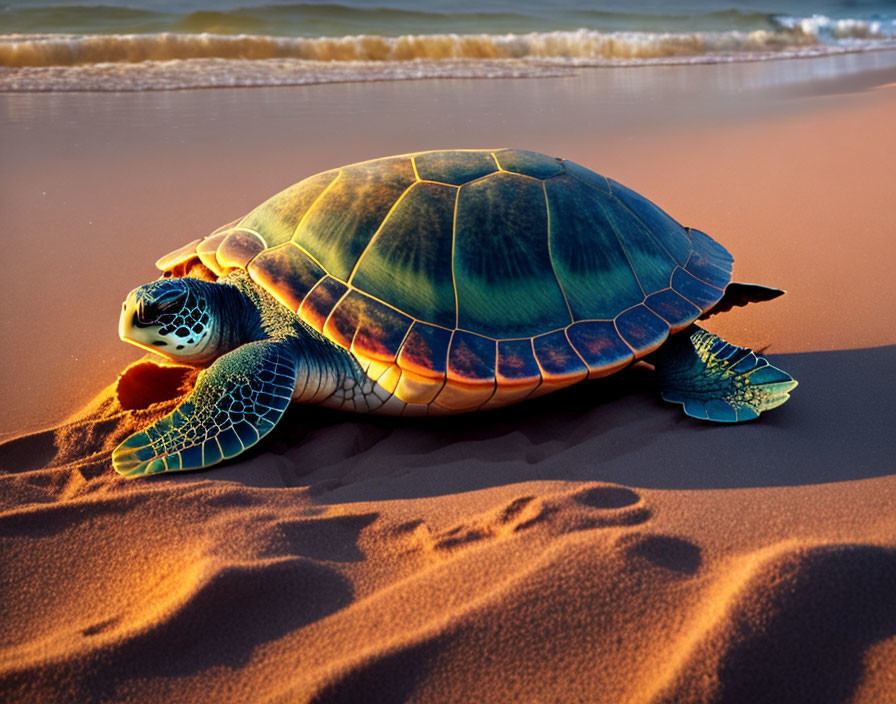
[112,340,297,477]
[649,326,797,423]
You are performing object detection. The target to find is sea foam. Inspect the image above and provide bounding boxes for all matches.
[1,18,894,91]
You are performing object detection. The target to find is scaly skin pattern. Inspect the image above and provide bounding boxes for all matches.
[232,270,404,413]
[113,273,406,476]
[113,341,298,475]
[312,365,404,414]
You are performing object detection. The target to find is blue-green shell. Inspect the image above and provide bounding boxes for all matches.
[165,149,733,391]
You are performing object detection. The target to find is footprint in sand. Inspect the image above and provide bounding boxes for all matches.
[562,485,652,530]
[619,533,703,575]
[400,484,652,557]
[574,485,641,509]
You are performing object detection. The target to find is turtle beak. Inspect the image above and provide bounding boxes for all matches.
[119,289,168,356]
[119,290,138,341]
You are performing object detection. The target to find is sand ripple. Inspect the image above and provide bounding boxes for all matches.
[1,350,894,702]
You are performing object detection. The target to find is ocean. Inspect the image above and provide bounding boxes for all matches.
[2,0,896,90]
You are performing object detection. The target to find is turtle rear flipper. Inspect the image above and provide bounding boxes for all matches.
[649,326,797,423]
[112,340,297,477]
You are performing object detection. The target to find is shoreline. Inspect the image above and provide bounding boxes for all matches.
[4,46,896,94]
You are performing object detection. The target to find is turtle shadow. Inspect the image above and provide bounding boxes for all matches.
[222,344,896,499]
[16,345,888,497]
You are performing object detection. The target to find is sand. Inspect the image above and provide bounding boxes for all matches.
[1,54,896,703]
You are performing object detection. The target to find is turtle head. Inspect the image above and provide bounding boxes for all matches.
[119,278,220,364]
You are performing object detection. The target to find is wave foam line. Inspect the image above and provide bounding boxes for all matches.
[0,27,857,68]
[776,14,896,40]
[4,43,893,93]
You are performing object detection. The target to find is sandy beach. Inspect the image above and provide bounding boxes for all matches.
[2,51,896,703]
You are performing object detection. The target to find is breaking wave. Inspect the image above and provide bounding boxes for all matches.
[1,13,895,91]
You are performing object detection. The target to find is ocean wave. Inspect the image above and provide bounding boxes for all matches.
[3,23,893,69]
[0,3,786,38]
[1,15,895,92]
[5,44,895,93]
[776,14,895,40]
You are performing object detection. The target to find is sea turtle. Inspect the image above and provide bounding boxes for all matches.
[113,149,797,476]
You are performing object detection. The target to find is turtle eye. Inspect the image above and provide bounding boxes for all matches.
[136,288,186,324]
[154,289,187,314]
[136,299,153,324]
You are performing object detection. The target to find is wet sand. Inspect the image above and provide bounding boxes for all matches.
[1,54,896,703]
[3,52,896,436]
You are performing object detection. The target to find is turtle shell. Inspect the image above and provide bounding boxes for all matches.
[157,149,733,413]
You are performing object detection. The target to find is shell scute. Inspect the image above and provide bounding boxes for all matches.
[599,194,678,295]
[196,232,229,276]
[567,321,634,378]
[644,289,702,331]
[216,230,266,270]
[685,252,731,290]
[293,157,416,281]
[544,173,643,320]
[394,370,443,405]
[533,330,588,383]
[689,227,734,265]
[347,296,414,364]
[454,172,570,338]
[351,181,457,329]
[496,339,541,385]
[323,289,367,350]
[563,160,611,195]
[414,150,497,185]
[685,228,734,288]
[299,277,348,333]
[447,330,496,386]
[615,305,670,355]
[396,323,451,378]
[608,178,692,266]
[248,243,326,312]
[495,149,565,179]
[240,169,338,249]
[671,267,725,309]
